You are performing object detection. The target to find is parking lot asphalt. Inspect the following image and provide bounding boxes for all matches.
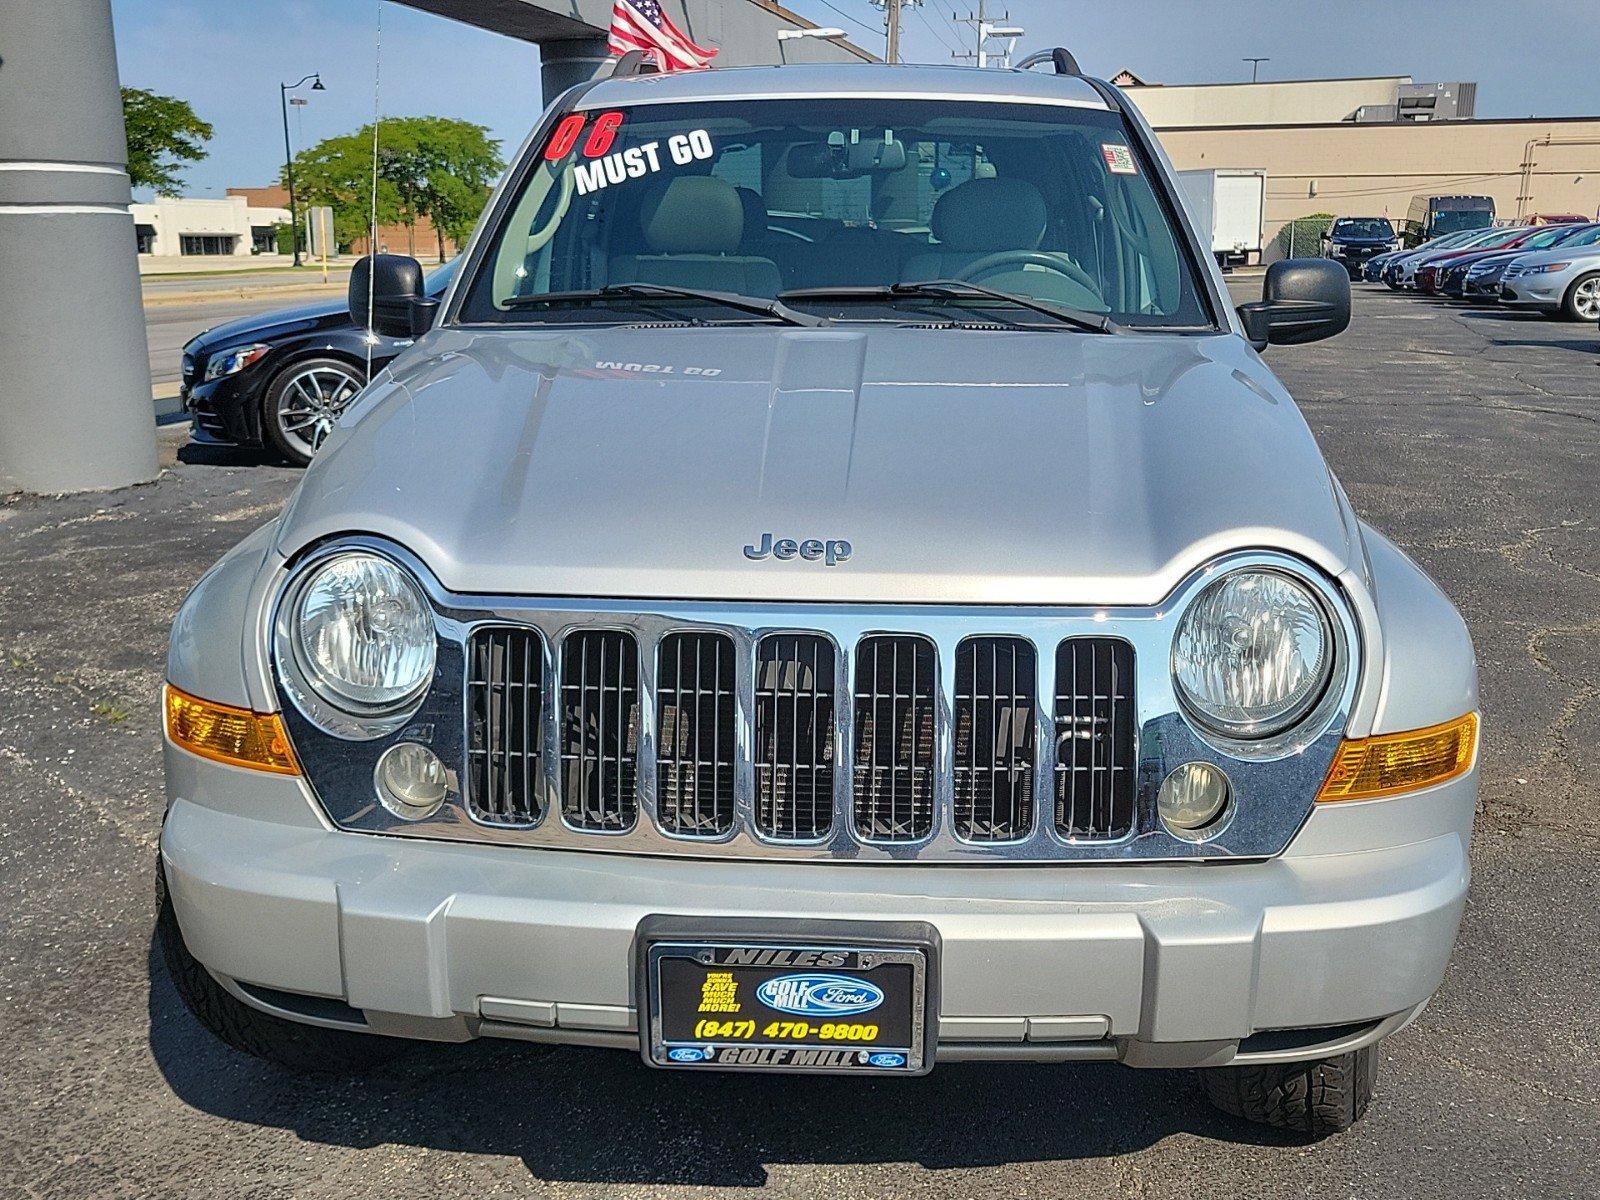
[1,286,1596,1199]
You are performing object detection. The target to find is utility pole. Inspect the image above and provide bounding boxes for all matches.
[1244,57,1270,83]
[953,1,1024,69]
[872,0,917,64]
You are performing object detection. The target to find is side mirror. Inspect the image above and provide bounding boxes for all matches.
[349,254,439,339]
[1237,258,1351,349]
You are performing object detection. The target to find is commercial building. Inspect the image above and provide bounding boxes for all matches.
[130,194,291,259]
[226,185,461,261]
[1111,72,1479,127]
[1114,71,1600,251]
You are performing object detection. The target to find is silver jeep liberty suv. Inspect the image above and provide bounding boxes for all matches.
[158,55,1478,1136]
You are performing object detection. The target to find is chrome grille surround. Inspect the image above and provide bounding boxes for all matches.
[275,537,1360,864]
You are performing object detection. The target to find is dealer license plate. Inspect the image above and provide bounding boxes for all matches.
[640,923,935,1074]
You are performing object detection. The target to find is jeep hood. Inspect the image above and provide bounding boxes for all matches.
[274,325,1358,605]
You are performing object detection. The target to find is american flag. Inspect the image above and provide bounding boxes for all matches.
[608,0,718,72]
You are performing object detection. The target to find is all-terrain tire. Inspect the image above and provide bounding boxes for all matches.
[157,863,402,1073]
[1199,1046,1378,1136]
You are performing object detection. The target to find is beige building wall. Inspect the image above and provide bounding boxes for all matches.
[1125,77,1411,127]
[1153,118,1600,244]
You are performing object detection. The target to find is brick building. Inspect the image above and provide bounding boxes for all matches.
[226,185,461,260]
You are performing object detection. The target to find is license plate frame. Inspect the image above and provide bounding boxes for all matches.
[637,917,939,1075]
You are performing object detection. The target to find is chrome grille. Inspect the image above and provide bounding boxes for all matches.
[297,541,1353,862]
[656,632,736,836]
[466,627,543,824]
[559,630,639,831]
[953,637,1036,841]
[755,634,836,840]
[852,635,937,842]
[1054,638,1136,839]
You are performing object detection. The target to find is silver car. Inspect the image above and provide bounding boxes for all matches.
[158,61,1478,1137]
[1500,235,1600,320]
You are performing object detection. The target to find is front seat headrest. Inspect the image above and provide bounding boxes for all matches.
[640,176,744,255]
[735,186,768,247]
[930,178,1048,253]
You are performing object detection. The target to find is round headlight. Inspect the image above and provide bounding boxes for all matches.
[1172,569,1333,739]
[290,553,435,715]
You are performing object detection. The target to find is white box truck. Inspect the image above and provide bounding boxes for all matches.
[1175,169,1266,267]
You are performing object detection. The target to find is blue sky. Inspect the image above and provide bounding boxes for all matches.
[111,0,1600,198]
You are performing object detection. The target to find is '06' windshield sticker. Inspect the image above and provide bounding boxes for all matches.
[543,111,716,197]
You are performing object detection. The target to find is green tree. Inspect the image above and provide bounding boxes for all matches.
[121,88,213,194]
[286,116,502,260]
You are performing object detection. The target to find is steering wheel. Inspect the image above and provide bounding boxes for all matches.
[954,250,1100,295]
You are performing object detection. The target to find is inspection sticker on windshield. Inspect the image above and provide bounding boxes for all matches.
[1101,143,1138,174]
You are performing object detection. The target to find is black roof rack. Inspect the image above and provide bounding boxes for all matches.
[1015,48,1082,76]
[611,50,660,78]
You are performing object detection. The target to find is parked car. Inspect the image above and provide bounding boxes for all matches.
[180,258,459,465]
[1402,226,1526,291]
[1426,225,1550,297]
[1321,216,1399,278]
[157,60,1478,1137]
[1380,227,1500,289]
[1501,237,1600,320]
[1461,222,1600,301]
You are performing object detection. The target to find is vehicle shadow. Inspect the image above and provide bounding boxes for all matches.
[176,441,295,469]
[146,938,1305,1186]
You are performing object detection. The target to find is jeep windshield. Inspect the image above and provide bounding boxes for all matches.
[456,97,1213,330]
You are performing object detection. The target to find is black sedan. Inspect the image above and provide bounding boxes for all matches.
[180,258,458,465]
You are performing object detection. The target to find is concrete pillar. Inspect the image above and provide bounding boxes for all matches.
[0,0,158,494]
[540,36,613,105]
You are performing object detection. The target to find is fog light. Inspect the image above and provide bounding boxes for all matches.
[1158,762,1231,839]
[375,742,449,820]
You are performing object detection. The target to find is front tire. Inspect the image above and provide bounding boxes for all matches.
[157,864,401,1072]
[1560,272,1600,322]
[1200,1046,1378,1136]
[261,356,367,466]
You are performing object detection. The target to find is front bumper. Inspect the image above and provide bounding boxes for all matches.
[161,746,1475,1069]
[1500,275,1566,309]
[183,372,268,447]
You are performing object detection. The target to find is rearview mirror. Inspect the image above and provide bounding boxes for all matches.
[349,254,439,339]
[1237,258,1350,348]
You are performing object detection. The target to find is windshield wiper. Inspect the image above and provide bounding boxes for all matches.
[781,282,1121,333]
[505,283,826,327]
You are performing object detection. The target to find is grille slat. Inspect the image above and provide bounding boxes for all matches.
[657,632,736,836]
[853,635,937,842]
[560,630,639,831]
[467,628,543,825]
[755,635,836,839]
[1054,638,1136,840]
[953,637,1036,841]
[464,625,1138,851]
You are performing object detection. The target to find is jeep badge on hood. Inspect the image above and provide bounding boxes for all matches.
[744,533,852,567]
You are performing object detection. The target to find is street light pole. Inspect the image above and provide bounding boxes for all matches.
[279,72,322,267]
[1244,57,1269,83]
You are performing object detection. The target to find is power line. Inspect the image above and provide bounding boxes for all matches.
[811,0,881,39]
[915,4,961,54]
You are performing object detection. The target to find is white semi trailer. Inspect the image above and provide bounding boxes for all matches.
[1175,168,1266,267]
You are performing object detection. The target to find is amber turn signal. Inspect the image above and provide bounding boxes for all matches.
[1316,712,1477,802]
[163,684,300,775]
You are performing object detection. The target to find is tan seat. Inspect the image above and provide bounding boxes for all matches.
[610,176,783,295]
[902,177,1051,281]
